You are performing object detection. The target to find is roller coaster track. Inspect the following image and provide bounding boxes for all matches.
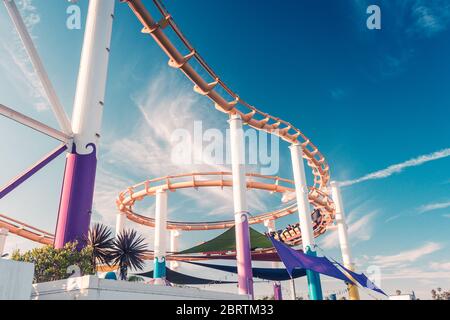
[0,214,54,245]
[123,0,331,191]
[117,172,335,244]
[121,0,336,244]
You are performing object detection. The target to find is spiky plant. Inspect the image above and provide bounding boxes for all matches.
[110,229,148,280]
[85,223,114,270]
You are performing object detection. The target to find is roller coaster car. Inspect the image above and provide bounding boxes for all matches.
[273,209,323,245]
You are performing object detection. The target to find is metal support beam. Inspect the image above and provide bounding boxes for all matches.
[153,189,168,285]
[273,282,283,300]
[54,0,115,249]
[0,104,71,143]
[115,212,126,237]
[0,144,67,200]
[289,143,323,300]
[330,181,360,300]
[3,0,73,135]
[229,113,254,299]
[169,229,180,270]
[290,279,297,300]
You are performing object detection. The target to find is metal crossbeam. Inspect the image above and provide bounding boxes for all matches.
[3,0,73,135]
[0,104,71,143]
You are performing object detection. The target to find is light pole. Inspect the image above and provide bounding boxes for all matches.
[330,181,360,300]
[153,189,168,285]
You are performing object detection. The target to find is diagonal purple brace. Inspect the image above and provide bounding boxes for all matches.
[0,144,67,200]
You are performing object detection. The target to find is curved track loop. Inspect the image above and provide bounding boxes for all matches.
[117,172,334,242]
[0,214,54,245]
[123,0,330,191]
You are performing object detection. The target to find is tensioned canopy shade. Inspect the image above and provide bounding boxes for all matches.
[136,268,237,285]
[333,260,387,296]
[178,226,272,254]
[269,236,354,282]
[188,261,307,281]
[269,236,387,296]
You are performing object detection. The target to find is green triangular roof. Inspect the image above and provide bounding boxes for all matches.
[179,226,272,254]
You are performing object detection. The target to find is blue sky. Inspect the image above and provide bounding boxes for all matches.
[1,0,450,299]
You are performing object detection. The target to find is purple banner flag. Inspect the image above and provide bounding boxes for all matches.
[269,236,355,283]
[333,260,387,296]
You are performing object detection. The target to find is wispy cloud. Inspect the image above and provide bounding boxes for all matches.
[409,0,450,37]
[96,69,269,233]
[340,148,450,187]
[429,261,450,271]
[418,201,450,214]
[373,242,442,268]
[0,0,48,111]
[330,88,346,101]
[320,203,378,249]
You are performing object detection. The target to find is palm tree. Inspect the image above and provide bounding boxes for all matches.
[110,229,148,280]
[84,223,114,271]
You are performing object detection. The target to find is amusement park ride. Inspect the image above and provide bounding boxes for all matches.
[0,0,370,300]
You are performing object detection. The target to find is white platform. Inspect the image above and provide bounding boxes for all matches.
[0,259,35,300]
[32,276,249,300]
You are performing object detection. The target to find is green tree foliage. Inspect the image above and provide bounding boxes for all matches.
[10,225,149,283]
[11,242,94,283]
[431,288,450,300]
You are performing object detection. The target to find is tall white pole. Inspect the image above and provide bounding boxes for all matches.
[154,189,168,285]
[54,0,115,248]
[289,143,323,300]
[265,219,288,300]
[330,181,360,300]
[169,229,180,270]
[115,212,126,237]
[229,113,254,299]
[0,228,8,256]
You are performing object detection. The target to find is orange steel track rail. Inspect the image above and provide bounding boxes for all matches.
[117,172,335,244]
[0,213,54,245]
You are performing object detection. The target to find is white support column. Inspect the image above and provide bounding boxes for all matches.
[0,228,8,256]
[115,212,126,237]
[330,181,360,300]
[54,0,115,248]
[169,230,180,270]
[70,0,115,154]
[330,181,353,267]
[289,143,315,251]
[229,113,254,298]
[289,143,323,300]
[154,189,168,285]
